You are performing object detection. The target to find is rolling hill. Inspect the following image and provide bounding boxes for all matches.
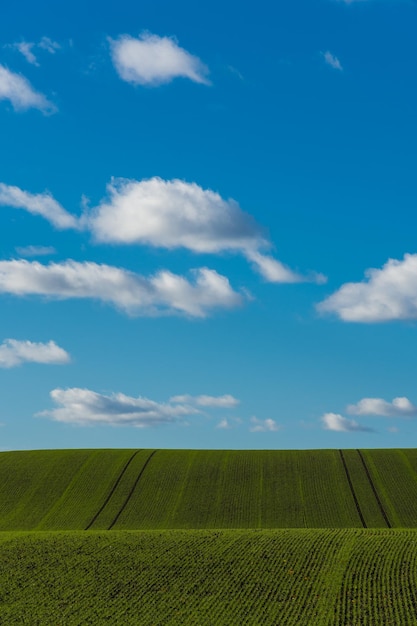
[1,448,417,529]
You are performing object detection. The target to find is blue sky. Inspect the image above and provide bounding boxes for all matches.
[1,0,417,450]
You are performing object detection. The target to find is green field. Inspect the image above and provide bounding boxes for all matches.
[1,448,417,529]
[1,529,417,625]
[1,449,417,624]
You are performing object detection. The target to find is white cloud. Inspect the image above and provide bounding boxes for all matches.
[8,37,60,65]
[87,177,321,284]
[38,387,200,427]
[88,177,263,252]
[110,32,210,86]
[317,254,417,322]
[0,183,77,229]
[13,42,38,66]
[323,51,343,71]
[216,419,231,429]
[321,412,373,432]
[245,250,303,283]
[15,245,56,257]
[0,259,243,317]
[0,339,70,368]
[170,394,239,408]
[2,176,325,286]
[0,65,56,114]
[249,417,281,432]
[38,37,60,54]
[245,250,326,284]
[347,396,417,417]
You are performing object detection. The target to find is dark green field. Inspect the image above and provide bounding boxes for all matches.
[1,529,417,624]
[1,448,417,529]
[1,449,417,624]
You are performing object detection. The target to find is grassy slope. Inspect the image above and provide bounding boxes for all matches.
[1,529,416,625]
[1,448,417,529]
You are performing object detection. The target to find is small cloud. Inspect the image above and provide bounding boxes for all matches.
[321,412,374,432]
[317,253,417,323]
[245,250,327,285]
[0,339,70,368]
[109,32,210,87]
[249,417,281,432]
[7,37,60,66]
[0,259,243,318]
[347,396,417,418]
[12,42,38,66]
[216,417,242,429]
[38,37,60,54]
[322,51,343,71]
[38,387,200,427]
[15,245,56,257]
[0,183,78,229]
[170,394,239,408]
[227,65,244,80]
[0,65,56,114]
[388,426,399,433]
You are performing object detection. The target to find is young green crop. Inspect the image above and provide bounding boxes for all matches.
[1,448,417,530]
[0,529,416,625]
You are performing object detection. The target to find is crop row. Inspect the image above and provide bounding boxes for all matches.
[1,449,417,529]
[0,529,416,624]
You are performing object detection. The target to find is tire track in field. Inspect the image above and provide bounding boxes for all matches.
[339,450,366,528]
[108,450,157,530]
[85,450,141,530]
[357,450,392,529]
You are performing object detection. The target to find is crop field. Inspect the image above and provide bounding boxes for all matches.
[1,449,417,624]
[1,448,417,529]
[0,529,417,625]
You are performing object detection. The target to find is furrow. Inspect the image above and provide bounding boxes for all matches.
[357,450,392,528]
[108,450,156,529]
[339,450,366,528]
[85,449,140,530]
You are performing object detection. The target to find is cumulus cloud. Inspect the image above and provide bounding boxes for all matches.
[347,396,417,418]
[88,177,263,252]
[0,65,56,113]
[15,245,56,257]
[38,387,200,427]
[321,412,374,432]
[0,183,77,229]
[0,339,70,368]
[2,177,325,285]
[317,254,417,322]
[0,259,243,317]
[110,32,210,86]
[249,417,281,432]
[87,177,321,284]
[322,51,343,71]
[170,393,239,408]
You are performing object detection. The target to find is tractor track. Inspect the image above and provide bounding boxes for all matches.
[108,450,157,530]
[85,450,141,530]
[339,450,366,528]
[357,450,392,528]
